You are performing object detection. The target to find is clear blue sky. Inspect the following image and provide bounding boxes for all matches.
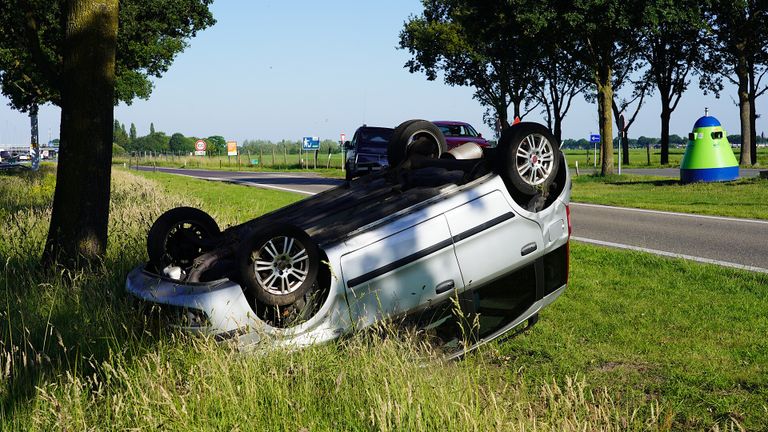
[0,0,758,146]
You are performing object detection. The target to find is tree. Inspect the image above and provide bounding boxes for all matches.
[702,1,768,166]
[150,122,155,134]
[205,135,226,156]
[43,0,119,264]
[399,0,548,129]
[133,132,169,152]
[537,43,591,143]
[113,120,129,147]
[639,0,706,165]
[168,132,194,153]
[129,122,137,142]
[558,0,642,175]
[0,0,215,265]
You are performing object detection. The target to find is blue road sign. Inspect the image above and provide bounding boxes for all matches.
[590,134,601,143]
[302,136,320,150]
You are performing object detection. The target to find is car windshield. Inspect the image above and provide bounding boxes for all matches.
[437,124,478,137]
[358,128,393,148]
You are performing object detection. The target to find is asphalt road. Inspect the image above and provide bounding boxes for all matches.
[134,166,768,273]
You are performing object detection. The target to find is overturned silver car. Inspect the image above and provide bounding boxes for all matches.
[126,120,571,356]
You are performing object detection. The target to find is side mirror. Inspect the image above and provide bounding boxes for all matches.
[343,141,352,150]
[478,133,483,138]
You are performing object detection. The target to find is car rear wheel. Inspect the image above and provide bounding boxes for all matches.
[147,207,220,272]
[239,224,320,307]
[496,123,561,196]
[387,120,447,167]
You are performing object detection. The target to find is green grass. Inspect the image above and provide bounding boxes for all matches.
[129,169,305,226]
[564,147,768,169]
[1,168,766,430]
[114,153,346,178]
[570,174,768,219]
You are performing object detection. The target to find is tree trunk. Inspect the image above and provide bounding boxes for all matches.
[749,90,757,165]
[30,104,40,171]
[43,0,118,266]
[596,66,614,176]
[660,105,671,166]
[553,115,563,144]
[736,54,752,166]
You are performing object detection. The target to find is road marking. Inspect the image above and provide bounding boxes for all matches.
[237,180,316,196]
[138,168,319,196]
[572,236,768,274]
[571,202,768,225]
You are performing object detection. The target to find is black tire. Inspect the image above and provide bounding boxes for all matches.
[239,223,320,307]
[387,120,447,167]
[495,122,561,196]
[147,207,220,272]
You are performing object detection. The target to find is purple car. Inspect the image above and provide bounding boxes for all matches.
[433,121,490,149]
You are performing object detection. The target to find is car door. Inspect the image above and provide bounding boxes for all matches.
[340,214,463,329]
[441,189,544,345]
[444,189,543,288]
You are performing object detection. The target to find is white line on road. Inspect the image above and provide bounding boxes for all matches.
[572,236,768,274]
[571,202,768,225]
[237,180,316,196]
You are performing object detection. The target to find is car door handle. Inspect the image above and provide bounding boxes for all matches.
[521,242,537,256]
[436,279,455,294]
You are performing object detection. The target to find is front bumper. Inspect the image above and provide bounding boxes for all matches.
[125,265,262,337]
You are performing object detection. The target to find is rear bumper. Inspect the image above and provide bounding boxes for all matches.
[125,265,262,336]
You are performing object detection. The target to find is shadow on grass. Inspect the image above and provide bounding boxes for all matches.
[0,253,166,422]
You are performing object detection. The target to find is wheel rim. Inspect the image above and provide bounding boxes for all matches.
[515,133,555,186]
[252,236,310,296]
[164,221,209,266]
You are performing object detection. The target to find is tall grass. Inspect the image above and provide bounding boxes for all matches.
[0,168,752,430]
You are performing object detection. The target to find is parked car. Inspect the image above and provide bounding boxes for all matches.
[343,125,394,180]
[0,150,14,163]
[433,121,490,149]
[126,120,569,357]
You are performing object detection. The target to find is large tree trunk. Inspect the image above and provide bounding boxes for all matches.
[735,54,752,166]
[43,0,118,266]
[596,65,614,176]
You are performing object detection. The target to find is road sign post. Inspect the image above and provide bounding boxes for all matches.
[194,139,207,156]
[590,134,600,168]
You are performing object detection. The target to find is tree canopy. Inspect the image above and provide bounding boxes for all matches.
[0,0,216,111]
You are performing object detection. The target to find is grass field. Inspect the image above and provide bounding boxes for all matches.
[1,168,766,430]
[114,152,347,178]
[563,147,768,169]
[570,174,768,219]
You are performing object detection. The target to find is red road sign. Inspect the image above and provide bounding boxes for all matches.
[340,133,346,142]
[194,139,207,151]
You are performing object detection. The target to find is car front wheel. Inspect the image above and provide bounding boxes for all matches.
[239,224,320,307]
[147,207,220,273]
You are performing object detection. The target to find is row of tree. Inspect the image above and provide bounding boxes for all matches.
[400,0,767,173]
[112,121,229,155]
[112,123,343,156]
[562,134,768,150]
